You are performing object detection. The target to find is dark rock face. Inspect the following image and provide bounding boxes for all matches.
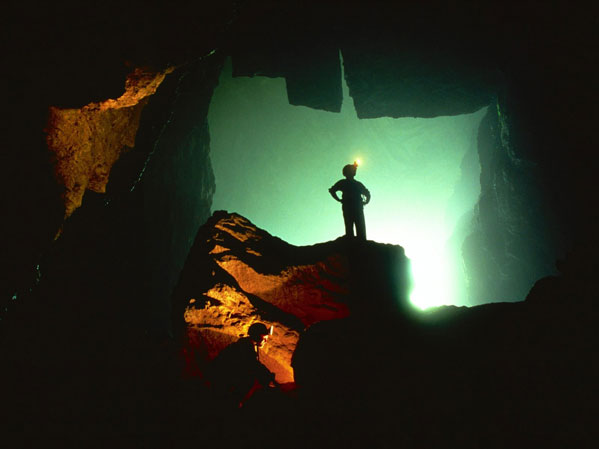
[462,105,559,303]
[172,212,595,448]
[291,292,597,448]
[0,54,222,448]
[1,1,235,319]
[341,41,498,119]
[526,243,596,305]
[1,53,223,330]
[233,38,343,113]
[137,56,224,333]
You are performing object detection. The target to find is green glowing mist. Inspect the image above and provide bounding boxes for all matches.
[208,57,486,308]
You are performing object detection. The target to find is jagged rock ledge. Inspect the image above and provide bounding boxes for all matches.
[171,211,596,448]
[171,211,412,383]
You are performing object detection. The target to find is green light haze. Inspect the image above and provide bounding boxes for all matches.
[208,58,487,308]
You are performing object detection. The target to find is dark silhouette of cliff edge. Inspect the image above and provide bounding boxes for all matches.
[171,211,413,384]
[170,211,597,448]
[1,210,595,448]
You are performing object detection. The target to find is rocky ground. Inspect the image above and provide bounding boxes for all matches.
[168,212,596,448]
[2,211,596,448]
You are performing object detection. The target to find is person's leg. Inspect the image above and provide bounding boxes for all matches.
[342,206,354,237]
[240,379,263,407]
[355,208,366,240]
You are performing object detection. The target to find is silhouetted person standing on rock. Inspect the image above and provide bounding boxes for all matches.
[329,162,371,240]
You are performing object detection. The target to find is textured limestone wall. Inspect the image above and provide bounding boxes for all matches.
[45,68,174,218]
[173,211,411,384]
[174,212,350,383]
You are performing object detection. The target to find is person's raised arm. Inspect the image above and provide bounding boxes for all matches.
[362,186,371,205]
[329,185,342,202]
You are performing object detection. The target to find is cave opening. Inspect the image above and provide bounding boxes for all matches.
[207,57,488,309]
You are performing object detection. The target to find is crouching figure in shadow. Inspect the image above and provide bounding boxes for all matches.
[208,322,277,408]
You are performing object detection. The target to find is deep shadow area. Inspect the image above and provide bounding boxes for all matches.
[292,303,597,448]
[171,212,597,448]
[6,225,595,448]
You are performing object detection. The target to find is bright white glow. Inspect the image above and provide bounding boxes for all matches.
[369,222,456,309]
[408,244,454,310]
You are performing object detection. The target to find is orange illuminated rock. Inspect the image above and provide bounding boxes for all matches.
[45,67,174,217]
[173,211,412,385]
[184,283,300,383]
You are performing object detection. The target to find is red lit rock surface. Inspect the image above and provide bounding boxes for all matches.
[172,211,411,384]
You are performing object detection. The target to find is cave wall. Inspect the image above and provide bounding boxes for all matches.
[1,54,223,334]
[0,42,226,444]
[1,1,238,329]
[464,103,559,303]
[3,0,597,344]
[1,0,236,316]
[139,56,224,333]
[44,68,174,218]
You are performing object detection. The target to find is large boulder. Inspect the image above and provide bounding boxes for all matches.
[171,211,412,383]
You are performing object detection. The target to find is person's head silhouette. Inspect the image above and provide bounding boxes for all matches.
[342,163,358,179]
[248,322,270,348]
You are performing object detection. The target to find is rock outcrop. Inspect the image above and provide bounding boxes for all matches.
[170,211,597,448]
[45,67,174,218]
[172,211,412,383]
